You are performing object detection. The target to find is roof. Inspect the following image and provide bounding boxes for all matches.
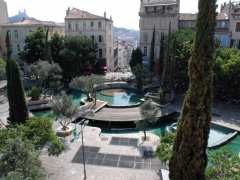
[142,0,177,6]
[65,8,111,21]
[2,19,62,27]
[179,13,229,21]
[179,13,197,21]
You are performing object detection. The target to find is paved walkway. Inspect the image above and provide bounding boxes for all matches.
[85,105,176,122]
[40,125,165,180]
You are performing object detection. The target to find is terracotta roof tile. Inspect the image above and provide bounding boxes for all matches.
[65,8,110,21]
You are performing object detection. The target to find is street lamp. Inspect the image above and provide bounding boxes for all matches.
[79,119,89,180]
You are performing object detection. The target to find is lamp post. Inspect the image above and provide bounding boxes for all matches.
[80,119,89,180]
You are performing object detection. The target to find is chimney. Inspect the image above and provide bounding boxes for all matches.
[66,7,70,16]
[104,11,106,18]
[110,16,112,21]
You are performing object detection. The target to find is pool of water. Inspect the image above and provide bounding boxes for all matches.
[152,123,236,149]
[96,89,143,107]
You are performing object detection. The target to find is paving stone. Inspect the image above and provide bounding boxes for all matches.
[118,161,134,169]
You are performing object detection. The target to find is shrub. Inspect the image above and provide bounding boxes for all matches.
[206,149,240,179]
[19,117,64,156]
[155,132,176,165]
[29,86,41,101]
[0,138,45,179]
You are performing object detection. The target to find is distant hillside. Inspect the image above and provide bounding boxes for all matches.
[113,27,139,43]
[9,10,34,23]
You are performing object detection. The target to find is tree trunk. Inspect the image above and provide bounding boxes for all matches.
[143,130,147,141]
[169,0,216,179]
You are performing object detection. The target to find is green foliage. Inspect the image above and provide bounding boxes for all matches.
[150,26,156,75]
[0,117,64,156]
[130,48,143,89]
[206,149,240,180]
[0,138,45,179]
[59,36,97,80]
[130,48,143,69]
[6,59,29,124]
[29,86,41,101]
[50,32,64,63]
[136,100,159,140]
[5,31,12,60]
[156,133,176,164]
[214,48,240,100]
[30,60,62,90]
[172,28,195,92]
[20,27,47,64]
[70,75,104,101]
[132,64,144,90]
[51,93,78,130]
[0,58,6,80]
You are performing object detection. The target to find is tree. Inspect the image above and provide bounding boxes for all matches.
[132,64,144,91]
[130,48,143,69]
[6,59,28,124]
[0,58,6,80]
[49,32,64,63]
[59,36,97,80]
[169,0,216,179]
[159,33,165,79]
[214,48,240,100]
[136,100,159,141]
[30,60,62,91]
[150,26,156,80]
[173,28,195,92]
[0,138,45,179]
[5,31,12,60]
[69,75,104,102]
[130,48,144,90]
[51,93,78,130]
[20,27,47,64]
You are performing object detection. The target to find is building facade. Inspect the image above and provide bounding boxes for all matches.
[65,8,114,72]
[0,19,64,60]
[0,0,8,57]
[139,0,180,60]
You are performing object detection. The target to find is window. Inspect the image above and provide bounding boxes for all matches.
[236,22,240,32]
[17,44,20,51]
[83,22,86,31]
[91,35,95,42]
[144,47,147,56]
[143,33,148,42]
[98,22,102,29]
[68,22,72,31]
[14,30,18,39]
[91,21,94,28]
[99,49,103,58]
[98,35,102,42]
[75,23,79,31]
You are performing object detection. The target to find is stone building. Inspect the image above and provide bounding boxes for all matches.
[229,1,240,48]
[65,8,114,72]
[139,0,180,60]
[0,19,64,60]
[0,0,8,57]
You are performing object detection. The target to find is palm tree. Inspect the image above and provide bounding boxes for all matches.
[169,0,216,179]
[136,100,159,141]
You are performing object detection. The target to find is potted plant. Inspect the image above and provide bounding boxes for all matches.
[51,92,78,137]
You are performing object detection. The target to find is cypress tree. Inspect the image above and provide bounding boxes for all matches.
[150,26,156,79]
[5,31,12,60]
[159,33,165,79]
[169,0,216,179]
[6,59,29,124]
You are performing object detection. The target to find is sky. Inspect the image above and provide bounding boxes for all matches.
[6,0,228,30]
